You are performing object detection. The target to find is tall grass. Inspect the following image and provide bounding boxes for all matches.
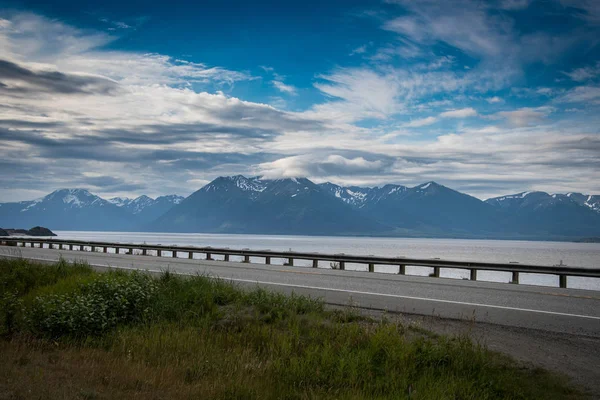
[0,258,586,399]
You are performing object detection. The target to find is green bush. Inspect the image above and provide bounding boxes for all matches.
[25,272,157,338]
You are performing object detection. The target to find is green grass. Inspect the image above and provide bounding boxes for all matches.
[0,258,586,399]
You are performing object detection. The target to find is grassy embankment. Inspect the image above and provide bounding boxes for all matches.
[0,257,586,399]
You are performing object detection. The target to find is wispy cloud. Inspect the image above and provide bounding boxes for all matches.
[403,116,438,127]
[349,44,367,56]
[492,107,554,127]
[563,61,600,82]
[272,80,297,95]
[486,96,504,104]
[439,108,478,118]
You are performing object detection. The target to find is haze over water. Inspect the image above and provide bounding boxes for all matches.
[53,231,600,291]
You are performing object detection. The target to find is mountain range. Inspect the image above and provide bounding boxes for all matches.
[0,177,598,240]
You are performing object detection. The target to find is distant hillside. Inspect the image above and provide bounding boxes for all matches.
[0,226,56,236]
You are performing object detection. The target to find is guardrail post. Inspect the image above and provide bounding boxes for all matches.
[157,249,161,257]
[368,263,375,272]
[172,250,177,258]
[339,261,345,270]
[206,253,212,260]
[224,254,230,262]
[115,247,120,255]
[559,275,567,289]
[470,269,477,281]
[141,248,147,256]
[312,259,318,268]
[287,257,294,266]
[511,271,519,284]
[103,246,107,253]
[39,242,44,249]
[244,255,250,263]
[399,264,406,275]
[188,251,193,259]
[433,267,440,278]
[265,256,271,265]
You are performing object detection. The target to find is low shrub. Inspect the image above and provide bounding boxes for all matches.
[25,272,157,338]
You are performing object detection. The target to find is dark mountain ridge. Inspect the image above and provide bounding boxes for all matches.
[1,178,599,239]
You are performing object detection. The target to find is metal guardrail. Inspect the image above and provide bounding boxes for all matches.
[2,237,599,288]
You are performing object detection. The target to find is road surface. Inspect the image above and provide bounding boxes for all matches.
[3,245,599,337]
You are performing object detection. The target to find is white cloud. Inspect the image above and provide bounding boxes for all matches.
[349,45,367,56]
[439,107,478,118]
[559,0,600,24]
[272,80,297,95]
[0,15,252,87]
[486,96,504,103]
[556,86,600,103]
[402,108,477,128]
[403,116,438,127]
[493,107,554,126]
[256,154,388,179]
[383,1,512,59]
[563,62,600,82]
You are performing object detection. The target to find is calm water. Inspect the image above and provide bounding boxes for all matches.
[52,231,600,290]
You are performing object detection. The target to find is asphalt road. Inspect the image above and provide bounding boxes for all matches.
[3,246,600,337]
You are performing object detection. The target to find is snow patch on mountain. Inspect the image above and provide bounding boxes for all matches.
[108,197,132,207]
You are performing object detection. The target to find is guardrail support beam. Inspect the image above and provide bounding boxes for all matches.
[433,267,440,278]
[312,259,318,268]
[224,254,230,262]
[559,274,567,289]
[187,251,193,259]
[265,256,271,265]
[244,255,250,263]
[470,269,477,281]
[511,271,519,284]
[399,264,406,275]
[339,261,345,270]
[206,253,212,260]
[368,263,375,272]
[288,257,294,266]
[156,249,161,257]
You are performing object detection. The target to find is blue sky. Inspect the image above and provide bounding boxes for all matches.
[0,0,599,201]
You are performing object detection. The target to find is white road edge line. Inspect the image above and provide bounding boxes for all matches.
[4,254,600,321]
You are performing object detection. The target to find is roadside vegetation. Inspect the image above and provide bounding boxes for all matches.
[0,257,585,399]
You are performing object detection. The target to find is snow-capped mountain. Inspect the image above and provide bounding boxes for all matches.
[0,189,184,231]
[485,191,600,237]
[319,183,407,208]
[2,179,599,239]
[152,176,386,234]
[563,193,600,213]
[107,196,132,207]
[108,194,184,217]
[201,175,266,199]
[485,191,599,212]
[0,189,134,230]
